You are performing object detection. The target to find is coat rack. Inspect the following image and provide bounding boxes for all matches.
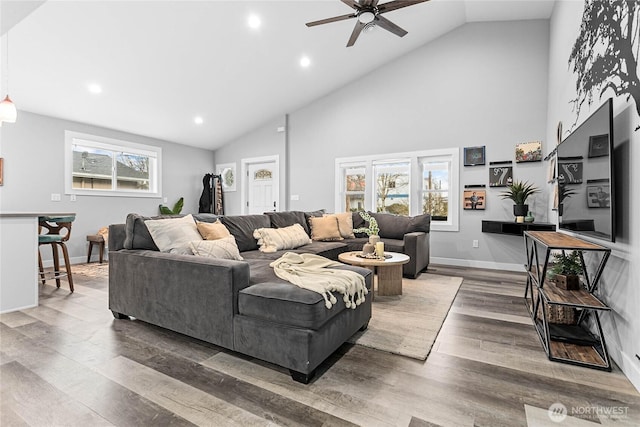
[199,173,224,215]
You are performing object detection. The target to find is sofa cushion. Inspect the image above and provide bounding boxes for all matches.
[124,213,162,250]
[190,236,243,260]
[407,213,431,233]
[264,211,310,235]
[253,224,311,253]
[144,214,202,254]
[371,212,411,240]
[220,214,270,252]
[309,216,343,241]
[196,220,231,240]
[239,282,345,330]
[192,213,219,223]
[325,212,355,239]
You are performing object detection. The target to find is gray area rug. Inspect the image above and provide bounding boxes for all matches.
[348,273,463,360]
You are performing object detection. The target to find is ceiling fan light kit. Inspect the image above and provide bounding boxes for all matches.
[0,95,17,123]
[306,0,429,47]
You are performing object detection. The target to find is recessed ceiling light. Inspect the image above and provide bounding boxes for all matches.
[87,83,102,94]
[247,14,261,29]
[194,116,204,125]
[300,56,311,68]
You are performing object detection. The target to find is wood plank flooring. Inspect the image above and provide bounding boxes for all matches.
[1,263,639,426]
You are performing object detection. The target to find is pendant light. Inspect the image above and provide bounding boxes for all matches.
[0,31,17,124]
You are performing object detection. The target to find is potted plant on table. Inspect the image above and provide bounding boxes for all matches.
[547,250,583,290]
[557,182,576,217]
[500,180,539,218]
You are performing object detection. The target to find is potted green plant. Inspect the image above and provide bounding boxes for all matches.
[159,197,184,215]
[557,182,576,216]
[500,180,539,217]
[547,250,582,290]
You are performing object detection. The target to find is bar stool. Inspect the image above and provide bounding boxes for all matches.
[86,234,105,263]
[38,215,75,292]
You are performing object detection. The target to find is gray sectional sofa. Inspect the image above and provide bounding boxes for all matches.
[108,210,430,383]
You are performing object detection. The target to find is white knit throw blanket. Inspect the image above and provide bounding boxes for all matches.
[269,252,368,309]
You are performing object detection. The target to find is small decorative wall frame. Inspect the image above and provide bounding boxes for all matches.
[463,185,486,210]
[463,146,486,166]
[558,161,583,184]
[588,134,609,158]
[586,179,611,208]
[515,140,543,162]
[216,162,236,192]
[489,161,513,187]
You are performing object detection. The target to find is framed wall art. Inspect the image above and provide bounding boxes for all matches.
[463,146,486,166]
[558,162,583,184]
[489,163,513,187]
[216,162,236,192]
[587,183,611,208]
[515,141,542,162]
[588,134,609,158]
[463,188,486,210]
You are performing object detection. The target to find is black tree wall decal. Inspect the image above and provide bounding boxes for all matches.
[568,0,640,130]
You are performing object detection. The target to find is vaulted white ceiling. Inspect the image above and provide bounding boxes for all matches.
[1,0,554,150]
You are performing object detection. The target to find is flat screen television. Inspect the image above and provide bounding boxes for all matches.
[557,98,615,242]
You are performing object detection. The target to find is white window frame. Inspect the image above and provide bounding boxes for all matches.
[64,131,162,198]
[335,148,459,232]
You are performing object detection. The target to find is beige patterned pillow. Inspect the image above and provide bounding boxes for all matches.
[189,236,243,260]
[253,224,312,253]
[196,220,231,240]
[145,214,202,253]
[325,212,355,239]
[309,215,343,241]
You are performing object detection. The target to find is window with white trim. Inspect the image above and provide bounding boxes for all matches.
[335,148,459,231]
[65,131,162,197]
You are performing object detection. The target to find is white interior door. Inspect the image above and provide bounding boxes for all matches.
[246,160,278,214]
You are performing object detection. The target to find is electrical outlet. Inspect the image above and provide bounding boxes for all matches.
[163,197,168,203]
[51,193,61,201]
[70,194,77,202]
[473,240,479,248]
[291,195,299,201]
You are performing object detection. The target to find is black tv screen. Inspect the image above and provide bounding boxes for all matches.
[557,98,615,242]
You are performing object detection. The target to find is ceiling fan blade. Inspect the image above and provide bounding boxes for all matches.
[340,0,361,10]
[358,0,379,7]
[347,20,366,47]
[306,13,356,27]
[375,15,408,38]
[378,0,429,14]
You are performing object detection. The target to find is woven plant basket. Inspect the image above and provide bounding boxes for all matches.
[532,286,577,325]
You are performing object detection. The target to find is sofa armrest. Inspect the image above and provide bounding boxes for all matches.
[109,249,250,350]
[403,231,430,279]
[108,224,126,252]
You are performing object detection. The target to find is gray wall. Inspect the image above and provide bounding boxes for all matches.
[213,116,287,215]
[546,0,640,392]
[217,20,551,270]
[0,111,215,263]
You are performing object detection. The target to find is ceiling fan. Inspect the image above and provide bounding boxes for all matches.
[306,0,429,47]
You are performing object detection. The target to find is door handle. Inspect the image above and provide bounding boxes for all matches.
[273,201,276,211]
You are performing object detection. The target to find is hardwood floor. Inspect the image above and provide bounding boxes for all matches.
[1,264,639,426]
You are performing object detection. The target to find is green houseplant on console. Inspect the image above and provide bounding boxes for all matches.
[500,180,539,218]
[547,250,583,290]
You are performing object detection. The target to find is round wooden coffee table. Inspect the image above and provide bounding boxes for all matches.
[338,251,410,298]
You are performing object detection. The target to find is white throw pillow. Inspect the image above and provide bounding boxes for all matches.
[145,214,202,253]
[253,223,312,253]
[189,236,244,260]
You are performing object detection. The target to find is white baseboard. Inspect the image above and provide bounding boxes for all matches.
[430,257,525,272]
[609,344,640,394]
